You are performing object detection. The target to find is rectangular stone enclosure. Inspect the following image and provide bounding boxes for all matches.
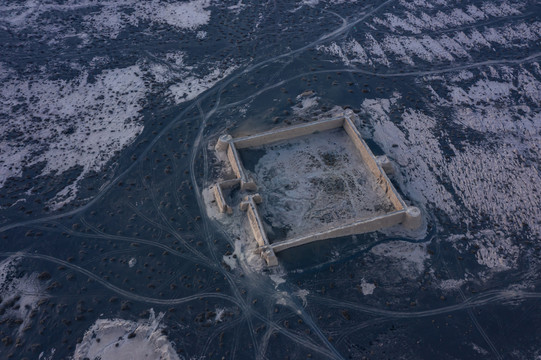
[212,111,421,266]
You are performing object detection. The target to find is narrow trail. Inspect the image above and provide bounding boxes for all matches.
[0,251,237,306]
[309,289,541,318]
[2,1,541,359]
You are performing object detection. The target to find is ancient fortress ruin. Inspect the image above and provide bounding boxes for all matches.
[212,110,421,266]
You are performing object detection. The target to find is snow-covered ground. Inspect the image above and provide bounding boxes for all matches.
[1,0,540,358]
[73,310,180,360]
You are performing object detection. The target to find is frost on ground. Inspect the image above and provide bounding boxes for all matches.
[373,1,523,33]
[146,50,238,104]
[292,93,320,116]
[0,0,212,39]
[137,0,211,31]
[0,65,147,210]
[73,309,180,360]
[0,52,237,210]
[0,255,48,336]
[360,62,541,277]
[317,0,540,67]
[168,64,238,104]
[438,278,466,292]
[359,278,376,295]
[246,129,395,242]
[371,241,429,275]
[0,0,238,212]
